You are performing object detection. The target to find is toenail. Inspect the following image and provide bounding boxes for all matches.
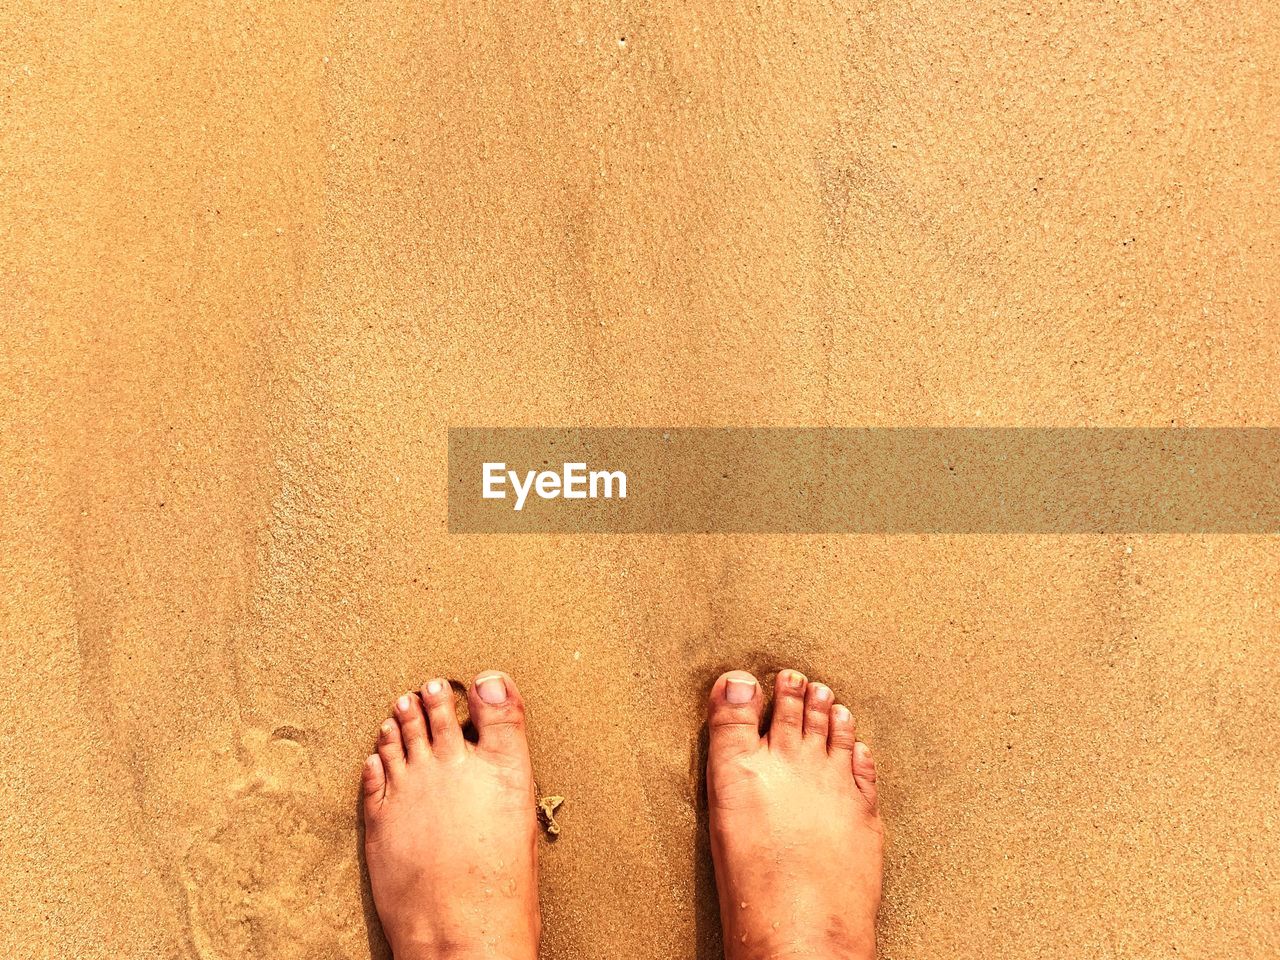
[785,670,806,689]
[812,684,832,703]
[426,679,444,696]
[477,674,508,704]
[725,677,757,704]
[381,720,396,735]
[833,705,851,722]
[397,695,411,712]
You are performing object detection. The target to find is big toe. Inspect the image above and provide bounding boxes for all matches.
[468,671,531,762]
[707,670,764,762]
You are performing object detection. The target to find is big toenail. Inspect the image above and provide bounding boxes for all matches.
[477,675,508,704]
[397,695,411,712]
[426,679,444,696]
[725,678,756,704]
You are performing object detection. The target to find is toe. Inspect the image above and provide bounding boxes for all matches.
[394,692,430,759]
[828,703,857,758]
[361,753,386,807]
[768,669,807,750]
[376,717,406,781]
[467,672,530,761]
[707,671,764,761]
[803,682,833,742]
[421,677,465,758]
[853,741,880,810]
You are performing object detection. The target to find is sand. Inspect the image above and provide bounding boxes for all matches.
[2,2,1278,958]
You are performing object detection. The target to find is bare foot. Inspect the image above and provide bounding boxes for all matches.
[361,672,540,960]
[707,669,884,960]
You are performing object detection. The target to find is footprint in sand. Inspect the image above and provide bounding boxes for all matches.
[181,727,367,960]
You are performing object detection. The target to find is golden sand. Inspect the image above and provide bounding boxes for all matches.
[2,2,1278,958]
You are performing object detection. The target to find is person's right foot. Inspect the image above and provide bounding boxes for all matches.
[706,668,884,960]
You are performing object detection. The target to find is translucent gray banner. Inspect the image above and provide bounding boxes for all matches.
[448,428,1280,533]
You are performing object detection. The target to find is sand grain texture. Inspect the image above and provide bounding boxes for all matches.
[2,2,1278,958]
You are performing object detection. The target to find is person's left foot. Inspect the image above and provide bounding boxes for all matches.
[361,672,540,960]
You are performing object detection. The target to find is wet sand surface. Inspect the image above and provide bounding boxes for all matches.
[3,2,1279,958]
